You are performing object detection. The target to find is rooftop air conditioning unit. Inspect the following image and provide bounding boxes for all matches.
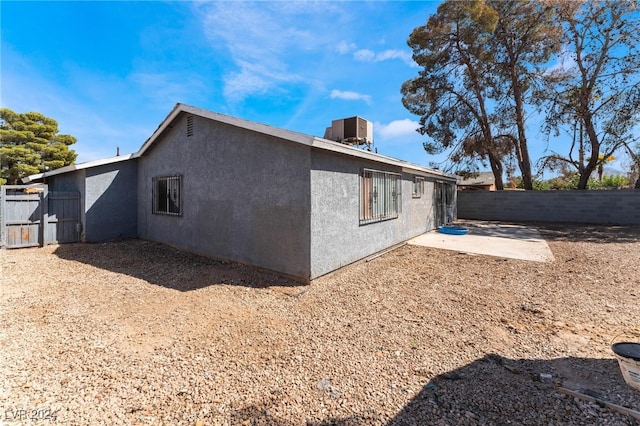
[323,116,373,150]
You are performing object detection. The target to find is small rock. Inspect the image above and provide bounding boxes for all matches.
[317,379,341,399]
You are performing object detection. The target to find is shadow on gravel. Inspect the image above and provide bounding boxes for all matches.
[388,354,640,426]
[53,239,303,291]
[231,400,378,426]
[459,221,640,244]
[454,221,547,241]
[227,355,639,425]
[537,223,640,244]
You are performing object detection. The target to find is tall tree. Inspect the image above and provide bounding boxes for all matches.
[624,140,640,189]
[402,0,561,190]
[488,0,561,190]
[401,0,507,190]
[537,0,640,189]
[0,108,77,184]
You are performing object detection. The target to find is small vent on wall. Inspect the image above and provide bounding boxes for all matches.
[186,115,194,137]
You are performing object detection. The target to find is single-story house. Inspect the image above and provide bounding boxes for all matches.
[25,104,457,282]
[457,171,496,191]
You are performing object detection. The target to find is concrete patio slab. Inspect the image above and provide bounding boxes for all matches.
[408,221,555,262]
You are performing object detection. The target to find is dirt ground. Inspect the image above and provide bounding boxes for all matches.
[1,224,639,425]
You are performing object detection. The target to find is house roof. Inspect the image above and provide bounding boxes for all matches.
[457,171,495,186]
[139,104,456,180]
[25,103,456,183]
[22,154,135,183]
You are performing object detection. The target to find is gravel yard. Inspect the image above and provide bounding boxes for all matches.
[1,224,639,425]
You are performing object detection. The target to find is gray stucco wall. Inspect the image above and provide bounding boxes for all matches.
[48,161,138,241]
[458,190,640,225]
[137,113,311,280]
[84,160,138,241]
[309,149,442,279]
[48,169,85,193]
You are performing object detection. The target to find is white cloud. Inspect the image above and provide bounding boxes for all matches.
[546,45,577,75]
[330,90,371,104]
[375,119,420,139]
[194,2,338,102]
[377,49,413,63]
[224,70,271,101]
[336,40,356,54]
[193,3,420,101]
[129,72,206,106]
[354,48,415,67]
[354,49,376,62]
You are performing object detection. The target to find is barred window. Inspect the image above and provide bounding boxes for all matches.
[412,176,425,198]
[152,176,181,216]
[360,169,401,225]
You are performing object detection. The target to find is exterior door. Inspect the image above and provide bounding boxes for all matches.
[433,181,456,227]
[434,182,446,227]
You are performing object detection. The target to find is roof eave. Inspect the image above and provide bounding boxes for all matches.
[311,137,457,180]
[135,103,315,158]
[22,153,135,183]
[24,103,456,183]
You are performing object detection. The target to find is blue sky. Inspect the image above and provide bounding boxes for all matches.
[0,1,633,175]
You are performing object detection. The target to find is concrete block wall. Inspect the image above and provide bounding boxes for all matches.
[457,190,640,225]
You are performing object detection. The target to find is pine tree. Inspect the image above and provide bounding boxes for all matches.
[0,108,77,185]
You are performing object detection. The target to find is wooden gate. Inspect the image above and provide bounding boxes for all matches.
[1,185,43,248]
[47,191,81,244]
[1,185,81,248]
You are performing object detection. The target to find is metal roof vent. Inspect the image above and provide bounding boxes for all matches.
[323,116,373,151]
[186,115,194,137]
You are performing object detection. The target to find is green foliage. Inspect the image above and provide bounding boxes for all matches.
[546,173,581,190]
[537,1,640,189]
[402,0,562,190]
[515,173,630,190]
[0,108,77,184]
[595,175,630,189]
[402,0,506,189]
[407,0,639,191]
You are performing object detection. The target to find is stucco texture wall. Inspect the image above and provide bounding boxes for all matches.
[137,113,312,280]
[458,190,640,225]
[84,160,138,241]
[309,149,437,279]
[48,170,85,193]
[48,162,138,242]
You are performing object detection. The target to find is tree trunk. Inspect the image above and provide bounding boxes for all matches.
[511,68,533,190]
[577,160,597,189]
[578,114,600,189]
[488,152,505,190]
[514,128,533,190]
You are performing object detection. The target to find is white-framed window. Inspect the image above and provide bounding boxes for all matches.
[412,176,425,198]
[360,169,401,225]
[152,175,182,216]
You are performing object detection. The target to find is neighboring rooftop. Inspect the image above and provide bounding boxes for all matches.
[457,172,496,190]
